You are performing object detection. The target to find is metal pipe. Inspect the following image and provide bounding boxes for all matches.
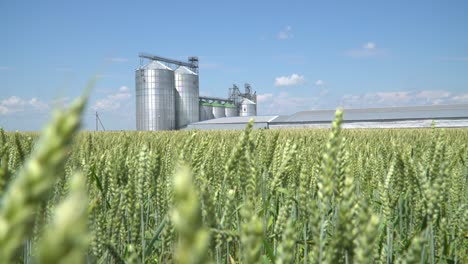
[139,52,197,68]
[199,96,234,103]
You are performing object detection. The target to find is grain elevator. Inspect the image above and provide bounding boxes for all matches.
[135,53,257,131]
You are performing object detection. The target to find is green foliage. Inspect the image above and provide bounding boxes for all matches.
[37,172,89,264]
[0,106,467,263]
[0,94,87,262]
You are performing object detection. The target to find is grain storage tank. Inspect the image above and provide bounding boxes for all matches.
[239,98,256,117]
[174,66,199,128]
[200,102,214,120]
[212,102,226,118]
[199,102,205,121]
[135,61,175,131]
[224,103,238,117]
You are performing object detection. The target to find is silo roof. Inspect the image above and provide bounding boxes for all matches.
[224,103,236,108]
[142,61,172,70]
[270,104,468,123]
[241,98,256,105]
[212,102,224,107]
[175,66,197,75]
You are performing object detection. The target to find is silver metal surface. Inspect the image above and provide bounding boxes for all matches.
[192,116,277,124]
[186,115,278,130]
[228,83,257,107]
[199,96,234,104]
[269,119,468,129]
[212,103,226,118]
[187,115,468,130]
[277,104,468,123]
[175,66,199,128]
[201,104,214,120]
[239,98,256,117]
[135,61,175,131]
[187,122,269,130]
[225,105,238,117]
[199,103,205,121]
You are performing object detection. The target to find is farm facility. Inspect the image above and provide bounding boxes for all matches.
[3,0,468,262]
[188,103,468,130]
[136,53,468,131]
[135,53,257,131]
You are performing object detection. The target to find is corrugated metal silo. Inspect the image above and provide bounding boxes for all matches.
[239,98,256,117]
[212,102,226,118]
[201,102,214,120]
[199,102,205,121]
[135,61,175,131]
[224,103,238,117]
[175,66,199,128]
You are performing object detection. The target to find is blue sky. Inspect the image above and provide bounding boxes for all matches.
[1,0,467,130]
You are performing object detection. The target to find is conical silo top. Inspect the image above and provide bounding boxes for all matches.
[241,98,256,105]
[142,61,172,70]
[175,66,197,75]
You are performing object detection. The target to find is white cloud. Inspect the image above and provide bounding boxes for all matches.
[340,91,413,108]
[451,93,468,103]
[0,105,8,114]
[257,90,336,115]
[257,93,273,103]
[277,26,293,40]
[319,89,329,96]
[415,90,451,98]
[340,90,468,108]
[313,80,328,95]
[255,89,468,116]
[93,86,132,111]
[28,98,49,110]
[2,96,24,106]
[414,90,451,103]
[274,74,306,87]
[315,80,325,86]
[50,97,70,107]
[0,96,49,115]
[259,92,321,115]
[374,91,413,103]
[345,42,386,58]
[363,42,376,50]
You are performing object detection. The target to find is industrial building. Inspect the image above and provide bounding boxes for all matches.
[187,104,468,130]
[135,53,257,131]
[136,53,468,131]
[187,116,278,130]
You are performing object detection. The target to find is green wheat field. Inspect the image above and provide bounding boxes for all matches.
[0,95,466,263]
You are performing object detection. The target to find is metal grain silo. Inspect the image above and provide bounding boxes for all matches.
[175,66,199,128]
[199,102,205,121]
[239,98,256,117]
[135,61,175,131]
[201,102,214,120]
[224,103,238,117]
[212,102,225,118]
